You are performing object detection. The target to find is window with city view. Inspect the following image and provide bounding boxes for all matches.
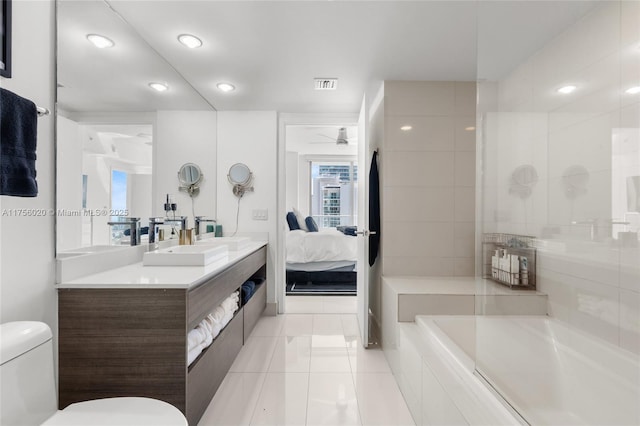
[310,161,357,228]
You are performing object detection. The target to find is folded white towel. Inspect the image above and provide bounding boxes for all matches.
[221,311,233,328]
[222,297,238,314]
[188,346,203,366]
[210,322,222,339]
[188,326,209,351]
[187,291,245,366]
[187,329,201,351]
[210,305,226,323]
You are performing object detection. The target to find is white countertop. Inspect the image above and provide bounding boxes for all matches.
[56,242,267,290]
[382,276,546,296]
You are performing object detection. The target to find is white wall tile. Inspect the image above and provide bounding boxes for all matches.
[619,289,640,355]
[455,187,476,222]
[385,81,455,116]
[455,152,476,187]
[385,151,455,187]
[455,82,477,116]
[384,187,455,222]
[620,248,640,293]
[455,116,477,152]
[384,222,455,258]
[453,258,475,277]
[382,81,476,278]
[383,256,455,277]
[385,116,455,152]
[454,222,475,258]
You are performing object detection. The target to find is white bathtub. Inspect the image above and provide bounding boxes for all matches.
[416,315,640,426]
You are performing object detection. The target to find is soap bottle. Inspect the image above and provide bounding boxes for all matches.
[520,256,529,286]
[510,254,520,285]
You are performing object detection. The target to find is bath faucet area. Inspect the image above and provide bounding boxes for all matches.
[148,216,188,243]
[194,216,217,238]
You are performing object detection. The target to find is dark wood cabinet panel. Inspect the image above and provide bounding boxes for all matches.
[243,281,267,342]
[58,288,187,411]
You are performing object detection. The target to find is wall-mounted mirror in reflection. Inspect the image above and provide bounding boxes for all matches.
[55,0,214,255]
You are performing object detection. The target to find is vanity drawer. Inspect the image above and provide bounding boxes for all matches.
[187,246,266,329]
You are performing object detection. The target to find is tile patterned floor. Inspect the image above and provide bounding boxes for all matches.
[198,313,415,426]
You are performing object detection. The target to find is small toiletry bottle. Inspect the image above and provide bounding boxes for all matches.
[501,250,508,282]
[511,255,520,285]
[520,256,529,286]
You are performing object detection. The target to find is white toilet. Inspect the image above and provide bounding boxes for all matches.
[0,321,188,426]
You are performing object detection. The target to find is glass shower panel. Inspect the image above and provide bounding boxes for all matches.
[476,1,639,424]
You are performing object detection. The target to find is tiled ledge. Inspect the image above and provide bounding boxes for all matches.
[382,276,547,323]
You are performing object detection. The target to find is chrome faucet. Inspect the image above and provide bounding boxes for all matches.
[107,217,141,246]
[194,216,217,238]
[571,219,632,241]
[148,216,188,243]
[571,219,598,241]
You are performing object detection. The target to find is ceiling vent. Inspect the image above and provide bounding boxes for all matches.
[314,78,338,90]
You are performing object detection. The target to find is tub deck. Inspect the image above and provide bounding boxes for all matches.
[393,315,640,425]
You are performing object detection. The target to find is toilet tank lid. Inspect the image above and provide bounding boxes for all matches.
[1,321,52,366]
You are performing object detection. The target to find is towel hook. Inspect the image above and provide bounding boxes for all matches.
[36,106,50,117]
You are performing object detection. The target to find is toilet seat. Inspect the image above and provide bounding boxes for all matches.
[41,397,188,426]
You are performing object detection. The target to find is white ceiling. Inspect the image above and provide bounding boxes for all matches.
[58,0,599,114]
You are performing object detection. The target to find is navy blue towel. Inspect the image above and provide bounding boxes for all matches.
[369,151,380,266]
[241,281,256,304]
[0,88,38,197]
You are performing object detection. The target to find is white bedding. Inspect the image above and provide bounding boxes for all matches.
[286,229,357,264]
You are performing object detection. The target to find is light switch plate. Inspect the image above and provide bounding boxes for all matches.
[252,209,268,220]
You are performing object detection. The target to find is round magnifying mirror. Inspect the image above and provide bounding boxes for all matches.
[562,165,589,199]
[178,163,203,186]
[228,163,252,185]
[508,164,538,199]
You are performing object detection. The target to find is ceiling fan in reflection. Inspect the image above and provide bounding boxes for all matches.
[309,127,357,145]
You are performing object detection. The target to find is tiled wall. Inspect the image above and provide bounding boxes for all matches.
[382,81,477,276]
[478,2,640,354]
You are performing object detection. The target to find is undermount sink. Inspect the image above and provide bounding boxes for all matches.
[143,244,228,266]
[196,237,251,251]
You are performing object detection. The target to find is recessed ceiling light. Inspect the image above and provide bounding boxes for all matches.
[217,83,235,92]
[625,86,640,94]
[400,125,412,131]
[87,34,114,49]
[177,34,202,49]
[148,82,169,92]
[557,85,577,94]
[465,126,476,131]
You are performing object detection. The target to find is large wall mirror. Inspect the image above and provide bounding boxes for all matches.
[55,0,214,255]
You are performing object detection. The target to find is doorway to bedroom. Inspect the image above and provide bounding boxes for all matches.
[284,123,359,314]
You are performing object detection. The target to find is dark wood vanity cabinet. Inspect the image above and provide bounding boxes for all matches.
[58,246,267,426]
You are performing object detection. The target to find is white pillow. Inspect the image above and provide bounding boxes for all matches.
[292,207,308,231]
